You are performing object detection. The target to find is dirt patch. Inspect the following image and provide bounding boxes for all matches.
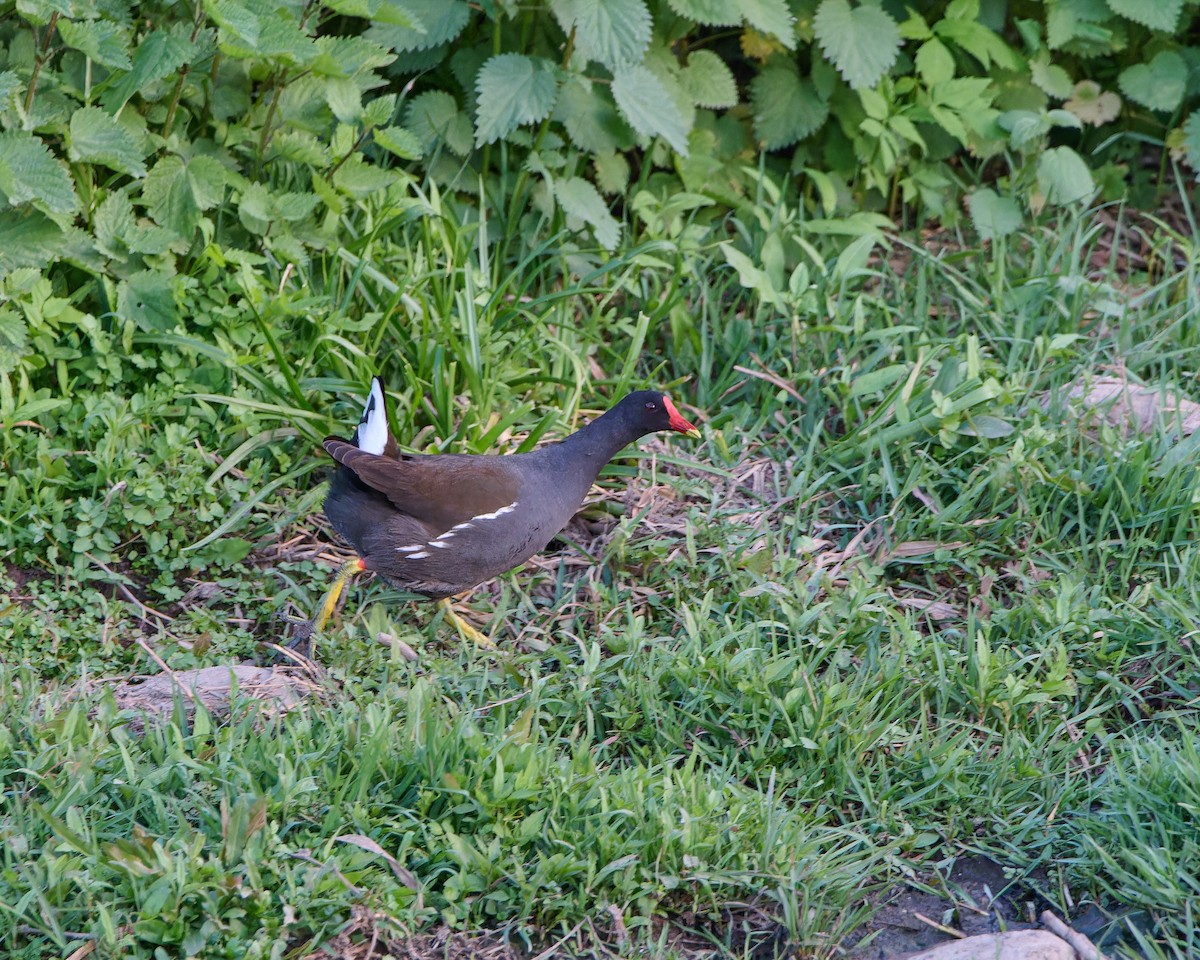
[846,855,1044,958]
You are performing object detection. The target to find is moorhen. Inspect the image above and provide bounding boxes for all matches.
[306,378,702,647]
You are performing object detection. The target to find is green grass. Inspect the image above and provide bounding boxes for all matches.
[3,195,1200,958]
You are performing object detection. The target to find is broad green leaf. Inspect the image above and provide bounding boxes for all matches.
[1063,79,1121,126]
[1047,0,1116,50]
[405,90,473,155]
[1183,109,1200,169]
[750,67,828,149]
[324,0,416,26]
[961,414,1015,438]
[332,155,399,196]
[95,192,174,258]
[0,307,29,375]
[665,0,742,26]
[1118,50,1186,113]
[270,130,330,165]
[68,107,148,176]
[57,19,133,71]
[142,155,227,238]
[474,54,559,146]
[555,177,621,250]
[593,151,630,194]
[935,18,1020,70]
[720,241,784,305]
[551,0,652,70]
[967,188,1021,240]
[1106,0,1182,31]
[374,125,423,160]
[274,192,319,221]
[612,63,690,154]
[997,108,1050,148]
[324,77,363,122]
[1030,57,1073,99]
[12,0,73,26]
[1037,146,1094,204]
[118,269,177,332]
[813,0,901,90]
[740,0,795,48]
[0,210,74,271]
[0,131,79,217]
[679,50,737,108]
[311,36,396,78]
[101,26,198,110]
[915,38,955,85]
[205,0,315,64]
[554,76,630,153]
[367,0,469,53]
[94,191,135,258]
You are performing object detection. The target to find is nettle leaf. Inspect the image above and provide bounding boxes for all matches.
[324,77,363,122]
[1063,79,1121,126]
[141,155,227,238]
[1106,0,1182,32]
[666,0,741,26]
[968,188,1021,240]
[367,0,469,53]
[101,26,198,110]
[373,125,423,159]
[474,54,559,146]
[324,0,416,26]
[311,36,396,79]
[593,151,630,194]
[1183,109,1200,169]
[57,18,133,71]
[555,176,621,250]
[68,107,148,176]
[554,76,630,153]
[680,50,737,108]
[405,90,473,155]
[551,0,652,71]
[0,131,79,217]
[740,0,796,49]
[333,155,399,196]
[612,63,690,154]
[0,307,30,375]
[204,0,315,64]
[1119,50,1186,113]
[814,0,901,90]
[750,66,828,149]
[1037,146,1094,204]
[0,210,71,271]
[270,130,331,165]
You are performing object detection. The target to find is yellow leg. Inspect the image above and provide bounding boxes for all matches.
[438,597,496,649]
[310,558,364,632]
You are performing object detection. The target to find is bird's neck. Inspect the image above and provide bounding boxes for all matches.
[552,406,643,468]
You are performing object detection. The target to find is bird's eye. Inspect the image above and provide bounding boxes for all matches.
[645,402,657,410]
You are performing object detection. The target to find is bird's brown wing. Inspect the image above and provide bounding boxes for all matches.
[323,438,521,533]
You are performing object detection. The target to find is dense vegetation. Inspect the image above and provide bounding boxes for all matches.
[3,0,1200,957]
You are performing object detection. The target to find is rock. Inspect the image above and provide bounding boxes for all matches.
[905,930,1076,960]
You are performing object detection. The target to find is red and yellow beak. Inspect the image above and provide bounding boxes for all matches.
[663,395,702,440]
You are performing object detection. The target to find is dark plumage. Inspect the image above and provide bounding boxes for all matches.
[306,378,702,646]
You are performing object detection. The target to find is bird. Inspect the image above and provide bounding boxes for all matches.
[302,377,702,648]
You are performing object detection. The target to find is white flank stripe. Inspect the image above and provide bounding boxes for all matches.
[396,544,425,553]
[405,552,429,560]
[471,501,518,522]
[450,522,474,532]
[434,530,456,541]
[357,379,388,455]
[428,540,449,549]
